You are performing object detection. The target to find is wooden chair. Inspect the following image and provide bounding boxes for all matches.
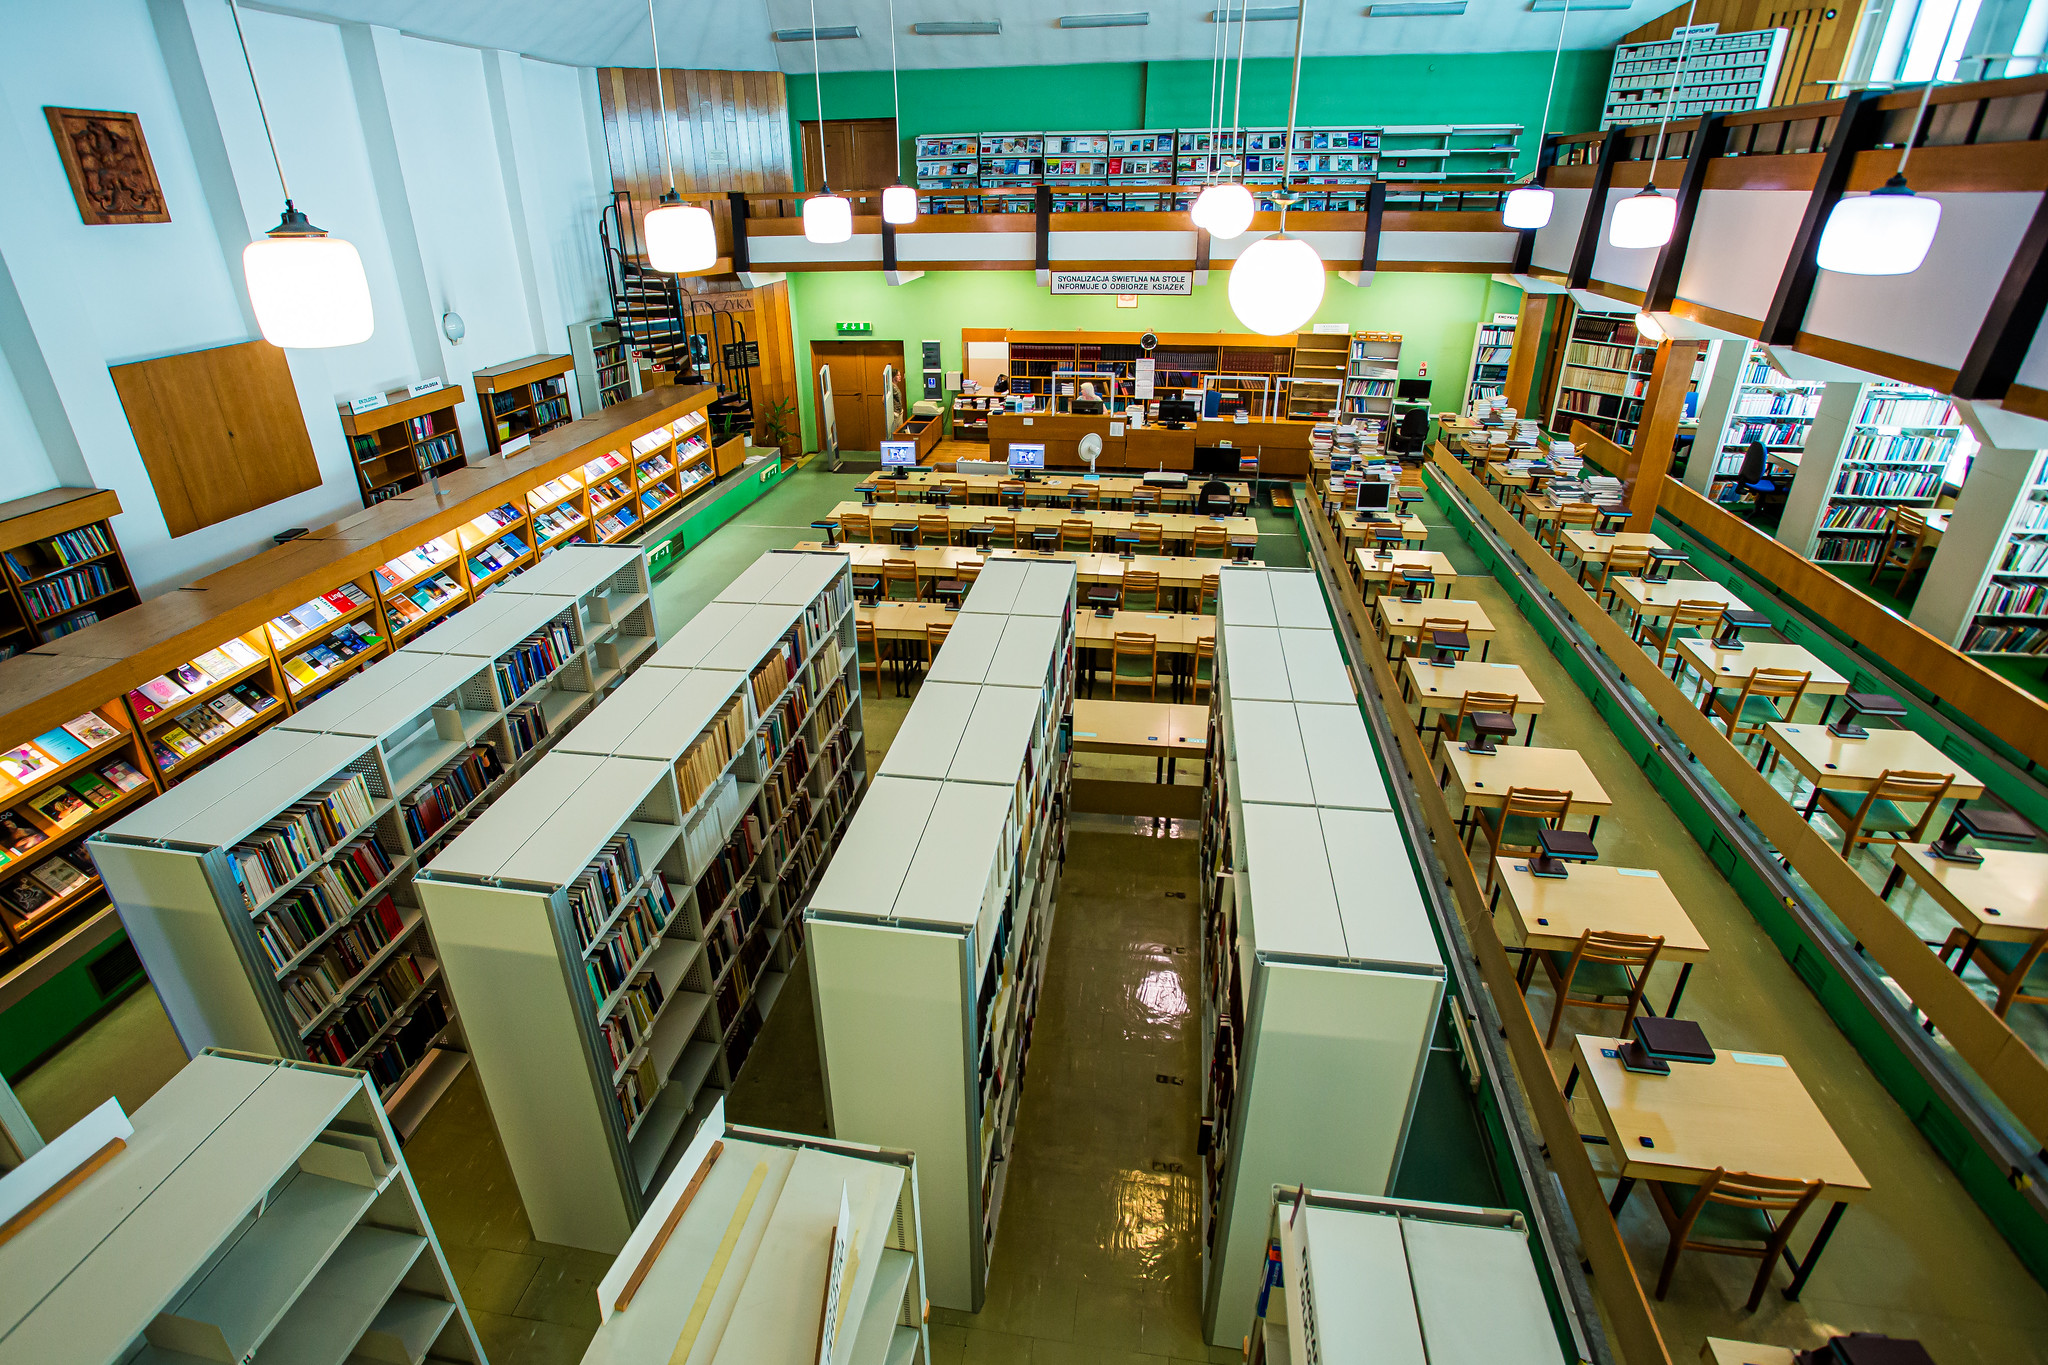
[1938,931,2048,1018]
[984,515,1017,550]
[1193,635,1215,702]
[916,514,952,548]
[1636,600,1725,674]
[1707,667,1810,744]
[939,477,970,508]
[1432,690,1521,756]
[1529,929,1664,1048]
[1804,768,1955,857]
[1193,524,1230,558]
[1470,787,1573,885]
[1416,617,1473,662]
[1121,570,1162,611]
[1580,544,1652,610]
[1067,484,1100,512]
[1060,519,1096,553]
[882,558,921,601]
[920,622,951,684]
[957,557,984,584]
[1134,520,1164,554]
[870,482,899,503]
[1545,502,1600,558]
[1872,506,1934,594]
[1646,1169,1826,1312]
[855,619,883,694]
[998,481,1028,509]
[1200,572,1221,615]
[1111,632,1158,700]
[837,511,871,544]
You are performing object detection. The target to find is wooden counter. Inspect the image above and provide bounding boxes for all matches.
[987,412,1315,477]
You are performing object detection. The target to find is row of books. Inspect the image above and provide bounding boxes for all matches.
[280,902,414,1030]
[595,504,642,541]
[1843,431,1956,465]
[0,758,149,869]
[3,524,114,583]
[417,432,461,470]
[1,851,95,925]
[282,623,384,695]
[1566,341,1643,371]
[1818,503,1893,532]
[1996,537,2048,575]
[589,475,634,514]
[1726,421,1808,448]
[1732,392,1820,418]
[507,700,549,756]
[21,562,116,622]
[385,574,463,631]
[128,638,269,720]
[252,843,398,973]
[528,474,583,509]
[677,696,753,814]
[640,454,675,483]
[495,617,575,703]
[468,533,530,581]
[470,502,525,534]
[37,609,99,642]
[1962,619,2048,654]
[603,971,669,1077]
[374,538,459,592]
[535,506,585,544]
[1829,467,1944,500]
[1345,380,1393,398]
[1561,367,1648,398]
[360,992,450,1092]
[409,413,442,441]
[681,775,748,880]
[268,583,375,648]
[1977,579,2048,616]
[227,772,378,909]
[0,711,130,790]
[1812,535,1885,565]
[401,745,504,848]
[586,888,672,1010]
[1860,394,1957,428]
[674,465,712,498]
[149,682,280,774]
[696,815,764,921]
[301,953,431,1065]
[569,834,647,954]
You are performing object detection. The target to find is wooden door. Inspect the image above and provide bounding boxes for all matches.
[800,118,901,190]
[813,341,904,454]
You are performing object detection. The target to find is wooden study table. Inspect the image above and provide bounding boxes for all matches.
[1070,698,1206,757]
[1444,744,1610,831]
[1401,658,1546,743]
[1331,510,1431,552]
[1376,597,1495,659]
[855,467,1252,509]
[1610,576,1749,622]
[1562,529,1671,567]
[828,501,1257,551]
[1674,639,1850,706]
[1885,845,2048,990]
[1571,1034,1870,1298]
[802,543,1248,599]
[1760,722,1986,803]
[1494,861,1709,1015]
[1352,548,1458,600]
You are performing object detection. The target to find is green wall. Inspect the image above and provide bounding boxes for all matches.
[784,51,1614,188]
[785,270,1524,450]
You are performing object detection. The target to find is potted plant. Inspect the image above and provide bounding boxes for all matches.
[760,397,798,456]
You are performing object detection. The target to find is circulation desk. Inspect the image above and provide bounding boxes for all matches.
[986,412,1315,477]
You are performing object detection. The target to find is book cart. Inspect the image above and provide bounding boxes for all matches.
[579,1100,931,1365]
[88,547,654,1140]
[807,559,1077,1312]
[415,551,862,1251]
[1197,567,1445,1349]
[0,1051,490,1365]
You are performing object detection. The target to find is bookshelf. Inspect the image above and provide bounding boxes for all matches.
[1247,1188,1564,1365]
[473,353,575,456]
[1197,567,1444,1349]
[127,625,288,787]
[1602,26,1788,128]
[1006,335,1293,404]
[1703,344,1827,502]
[338,385,470,507]
[914,134,981,188]
[1289,332,1350,422]
[90,548,654,1140]
[571,317,640,413]
[1343,331,1404,428]
[585,1103,931,1365]
[0,1051,488,1365]
[1466,314,1516,407]
[1950,455,2048,656]
[0,487,138,655]
[1548,308,1655,447]
[414,550,859,1250]
[1807,384,1962,568]
[808,558,1076,1312]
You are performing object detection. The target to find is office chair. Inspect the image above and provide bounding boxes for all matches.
[1730,441,1788,517]
[1390,407,1431,460]
[1198,479,1235,518]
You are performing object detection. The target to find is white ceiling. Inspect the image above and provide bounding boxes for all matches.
[250,0,1641,71]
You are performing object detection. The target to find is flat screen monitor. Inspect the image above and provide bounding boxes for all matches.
[1159,400,1198,425]
[1007,442,1046,470]
[1397,378,1434,401]
[1193,446,1239,477]
[1356,479,1393,512]
[880,440,918,467]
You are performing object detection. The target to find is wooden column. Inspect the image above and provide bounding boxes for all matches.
[1504,293,1562,417]
[1622,339,1704,530]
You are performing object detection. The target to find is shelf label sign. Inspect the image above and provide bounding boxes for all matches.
[1050,271,1191,296]
[503,434,532,455]
[1672,21,1719,37]
[407,378,445,398]
[348,392,389,415]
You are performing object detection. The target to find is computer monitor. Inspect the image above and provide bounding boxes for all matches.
[1396,378,1434,402]
[1007,442,1046,471]
[1356,479,1393,513]
[1159,400,1198,427]
[880,440,918,468]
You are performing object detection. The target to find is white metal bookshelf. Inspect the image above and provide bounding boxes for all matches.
[807,558,1076,1313]
[1808,384,1964,567]
[1601,26,1788,129]
[89,548,653,1141]
[0,1051,487,1365]
[1704,343,1826,501]
[1198,567,1445,1350]
[1957,454,2048,655]
[581,1100,931,1365]
[1247,1188,1565,1365]
[415,550,860,1251]
[1466,313,1516,407]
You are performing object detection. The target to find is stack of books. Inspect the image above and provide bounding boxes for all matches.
[267,584,374,648]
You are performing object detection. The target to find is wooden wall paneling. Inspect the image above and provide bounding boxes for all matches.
[109,341,320,539]
[1503,294,1551,415]
[801,119,900,192]
[1619,0,1868,106]
[752,280,801,454]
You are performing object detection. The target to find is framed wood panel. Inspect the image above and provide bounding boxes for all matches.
[110,340,320,538]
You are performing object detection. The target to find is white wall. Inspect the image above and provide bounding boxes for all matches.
[0,0,611,595]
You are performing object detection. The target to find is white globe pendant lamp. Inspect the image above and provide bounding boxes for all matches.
[1502,0,1571,232]
[1228,0,1325,335]
[1818,175,1941,275]
[1194,182,1256,239]
[1609,184,1676,249]
[645,192,717,272]
[879,0,918,225]
[882,185,918,225]
[231,5,371,348]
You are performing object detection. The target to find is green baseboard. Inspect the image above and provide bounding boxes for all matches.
[2,927,147,1082]
[646,456,790,578]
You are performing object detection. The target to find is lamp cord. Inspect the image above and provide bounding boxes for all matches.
[1279,0,1308,230]
[648,0,676,193]
[229,1,290,202]
[1647,0,1700,188]
[811,0,830,190]
[889,0,905,183]
[1206,0,1223,183]
[1533,0,1570,153]
[1231,1,1249,175]
[1900,0,1969,176]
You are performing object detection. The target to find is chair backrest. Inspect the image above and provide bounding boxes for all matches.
[1200,572,1220,613]
[958,557,984,582]
[1670,599,1727,635]
[1060,518,1094,549]
[1735,666,1810,710]
[1603,546,1653,580]
[925,623,951,660]
[1400,408,1430,441]
[918,514,950,544]
[1892,505,1930,540]
[1134,520,1163,548]
[1862,769,1957,826]
[1559,502,1600,528]
[985,515,1015,545]
[1113,631,1156,657]
[1685,1168,1825,1232]
[839,511,871,542]
[1458,690,1521,720]
[940,478,969,503]
[871,483,898,503]
[1121,570,1160,606]
[1499,786,1572,826]
[1193,524,1228,552]
[882,558,917,585]
[999,481,1027,505]
[1568,929,1663,973]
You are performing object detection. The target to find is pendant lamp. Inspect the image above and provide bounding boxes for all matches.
[1633,310,1667,344]
[231,4,371,348]
[803,0,853,243]
[640,4,717,273]
[1228,0,1324,334]
[880,0,918,224]
[1502,0,1572,231]
[1192,2,1255,239]
[1818,174,1940,275]
[1609,184,1676,249]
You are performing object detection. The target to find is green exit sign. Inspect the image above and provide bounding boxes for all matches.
[836,321,872,335]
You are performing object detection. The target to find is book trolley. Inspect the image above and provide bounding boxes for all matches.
[0,1051,489,1365]
[87,548,654,1140]
[1197,567,1445,1348]
[807,559,1077,1311]
[415,551,862,1251]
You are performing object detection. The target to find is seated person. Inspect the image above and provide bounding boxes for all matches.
[1072,381,1106,416]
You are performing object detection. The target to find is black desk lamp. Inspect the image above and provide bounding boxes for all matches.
[1927,805,2038,865]
[1529,826,1599,880]
[1462,710,1517,755]
[1087,583,1119,617]
[1828,690,1907,740]
[1427,629,1470,667]
[1646,547,1686,583]
[1712,608,1772,651]
[862,485,876,506]
[1400,570,1434,603]
[810,520,840,548]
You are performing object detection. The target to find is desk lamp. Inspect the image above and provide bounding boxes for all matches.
[1595,508,1630,536]
[930,486,950,507]
[1828,689,1908,740]
[966,525,993,552]
[935,578,966,610]
[1400,570,1434,603]
[1231,536,1258,562]
[1426,629,1470,667]
[1711,608,1772,651]
[1114,532,1139,561]
[862,485,877,506]
[1646,547,1686,583]
[1528,826,1598,880]
[1461,710,1517,756]
[1088,583,1120,617]
[1927,804,2037,865]
[810,520,840,548]
[1071,491,1090,512]
[853,575,882,605]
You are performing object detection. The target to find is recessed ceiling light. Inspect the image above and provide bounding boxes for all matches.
[1059,10,1149,25]
[1369,1,1465,13]
[1208,5,1298,18]
[772,25,861,39]
[911,20,1003,34]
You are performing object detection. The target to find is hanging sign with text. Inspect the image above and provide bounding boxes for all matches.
[1050,271,1192,296]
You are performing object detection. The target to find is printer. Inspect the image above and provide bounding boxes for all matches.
[1141,470,1190,489]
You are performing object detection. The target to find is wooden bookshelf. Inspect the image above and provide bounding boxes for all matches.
[1342,331,1404,431]
[339,385,470,506]
[1005,333,1294,406]
[1288,332,1349,422]
[415,551,859,1250]
[474,353,575,457]
[1548,308,1656,447]
[0,487,138,656]
[570,318,639,413]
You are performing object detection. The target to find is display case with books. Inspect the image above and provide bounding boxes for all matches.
[124,626,287,786]
[528,471,589,552]
[415,550,858,1251]
[374,536,470,645]
[0,488,140,654]
[267,575,389,705]
[337,384,470,507]
[473,353,576,456]
[454,501,534,595]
